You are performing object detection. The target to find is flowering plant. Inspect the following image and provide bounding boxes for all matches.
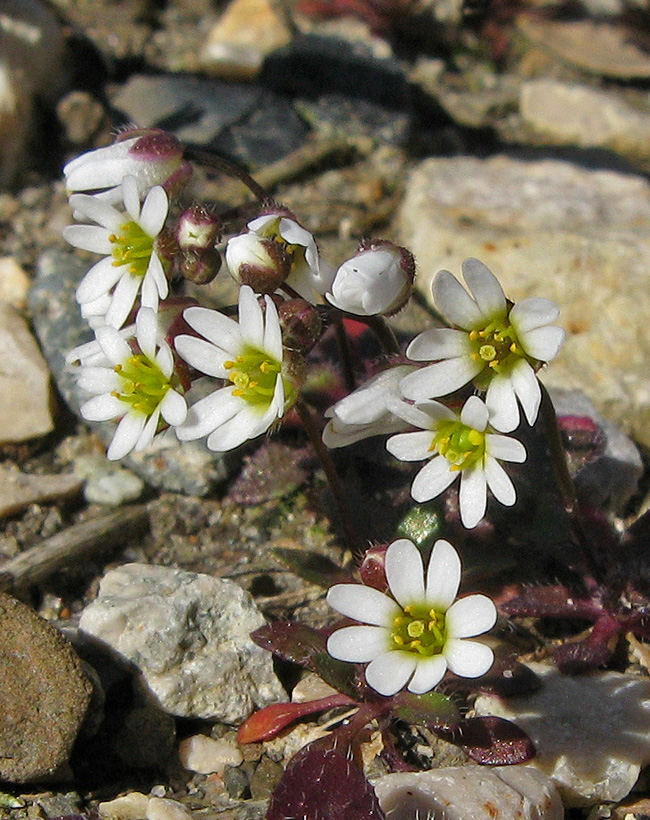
[61,129,650,819]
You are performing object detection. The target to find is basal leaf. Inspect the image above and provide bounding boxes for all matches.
[391,690,459,730]
[251,622,328,667]
[237,693,357,744]
[436,716,536,765]
[311,652,360,699]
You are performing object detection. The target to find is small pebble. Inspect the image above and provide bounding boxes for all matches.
[178,734,243,775]
[146,797,192,820]
[98,793,149,820]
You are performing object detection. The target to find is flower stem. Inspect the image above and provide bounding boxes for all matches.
[363,315,401,356]
[183,147,272,203]
[296,398,366,559]
[539,382,605,583]
[333,315,357,393]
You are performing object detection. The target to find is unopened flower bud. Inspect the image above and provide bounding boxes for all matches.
[225,232,291,293]
[178,248,223,285]
[359,544,388,592]
[278,298,323,353]
[326,240,415,316]
[177,205,221,252]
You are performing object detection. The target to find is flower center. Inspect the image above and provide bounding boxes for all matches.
[112,354,171,415]
[109,220,154,277]
[391,604,447,656]
[468,318,524,376]
[224,344,282,406]
[431,419,485,472]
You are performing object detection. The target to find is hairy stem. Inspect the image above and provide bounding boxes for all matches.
[183,147,273,203]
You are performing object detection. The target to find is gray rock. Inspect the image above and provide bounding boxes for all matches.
[475,663,650,806]
[0,466,82,519]
[74,454,145,507]
[28,250,232,496]
[79,563,287,723]
[0,592,92,783]
[0,301,55,443]
[374,765,563,820]
[397,155,650,448]
[551,389,643,513]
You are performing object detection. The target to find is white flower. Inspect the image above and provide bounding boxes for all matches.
[246,212,335,303]
[386,395,526,529]
[326,242,414,316]
[399,258,565,432]
[64,175,170,329]
[76,308,187,460]
[322,365,417,448]
[64,130,187,206]
[225,232,290,293]
[327,538,496,697]
[174,285,294,452]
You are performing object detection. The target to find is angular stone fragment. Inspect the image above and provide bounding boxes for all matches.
[79,563,286,723]
[475,663,650,806]
[0,592,92,783]
[0,466,82,519]
[0,302,54,443]
[374,765,563,820]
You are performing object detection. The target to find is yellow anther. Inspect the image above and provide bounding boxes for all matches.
[109,234,117,242]
[429,609,437,620]
[260,361,271,374]
[510,342,518,353]
[488,360,499,368]
[409,640,421,648]
[232,388,244,397]
[393,635,404,645]
[469,329,479,341]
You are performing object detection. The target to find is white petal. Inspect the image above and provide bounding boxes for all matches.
[77,367,121,394]
[444,639,494,678]
[121,175,141,222]
[160,389,187,426]
[459,466,487,529]
[107,411,147,460]
[385,539,425,607]
[484,457,516,506]
[80,393,124,421]
[485,374,520,433]
[365,651,417,697]
[460,395,488,431]
[262,296,283,360]
[400,357,483,401]
[176,388,241,440]
[406,328,471,361]
[175,335,231,378]
[139,186,168,236]
[326,626,390,662]
[76,257,125,304]
[63,224,113,254]
[238,286,264,346]
[510,359,542,426]
[95,325,132,364]
[510,298,560,333]
[135,408,160,452]
[388,399,448,430]
[411,456,457,503]
[425,539,461,610]
[104,272,141,329]
[520,326,565,362]
[140,270,160,314]
[279,217,313,250]
[433,270,483,329]
[327,584,399,625]
[386,430,434,462]
[446,594,497,639]
[136,307,158,360]
[206,404,267,451]
[485,433,526,463]
[67,194,123,231]
[462,258,506,320]
[146,253,169,299]
[407,655,448,694]
[182,306,241,351]
[154,341,174,378]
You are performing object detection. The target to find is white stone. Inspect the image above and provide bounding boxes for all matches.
[397,155,650,447]
[475,663,650,806]
[374,765,563,820]
[79,563,286,723]
[0,257,30,308]
[98,792,149,820]
[146,798,192,820]
[0,301,54,443]
[178,734,243,775]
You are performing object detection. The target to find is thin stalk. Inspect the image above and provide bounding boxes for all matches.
[363,315,401,356]
[296,398,365,558]
[333,315,357,394]
[183,147,272,203]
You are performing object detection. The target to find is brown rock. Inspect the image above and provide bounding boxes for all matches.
[0,593,92,782]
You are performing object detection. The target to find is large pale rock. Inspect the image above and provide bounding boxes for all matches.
[475,663,650,806]
[397,155,650,447]
[0,301,54,443]
[374,765,563,820]
[79,563,286,723]
[0,592,92,783]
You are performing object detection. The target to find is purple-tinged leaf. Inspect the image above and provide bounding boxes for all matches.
[237,693,357,744]
[251,622,328,667]
[266,736,386,820]
[501,585,602,620]
[436,716,536,765]
[553,614,621,673]
[228,441,311,504]
[390,690,459,731]
[558,414,605,476]
[445,655,542,698]
[271,546,352,588]
[311,652,361,700]
[624,610,650,641]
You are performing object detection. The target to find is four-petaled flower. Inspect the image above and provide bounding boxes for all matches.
[64,175,170,330]
[76,307,187,460]
[327,538,497,696]
[399,258,565,432]
[386,395,526,529]
[174,285,295,452]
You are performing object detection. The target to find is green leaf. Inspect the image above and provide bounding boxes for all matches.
[391,690,460,730]
[271,547,352,587]
[311,652,360,699]
[395,502,444,550]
